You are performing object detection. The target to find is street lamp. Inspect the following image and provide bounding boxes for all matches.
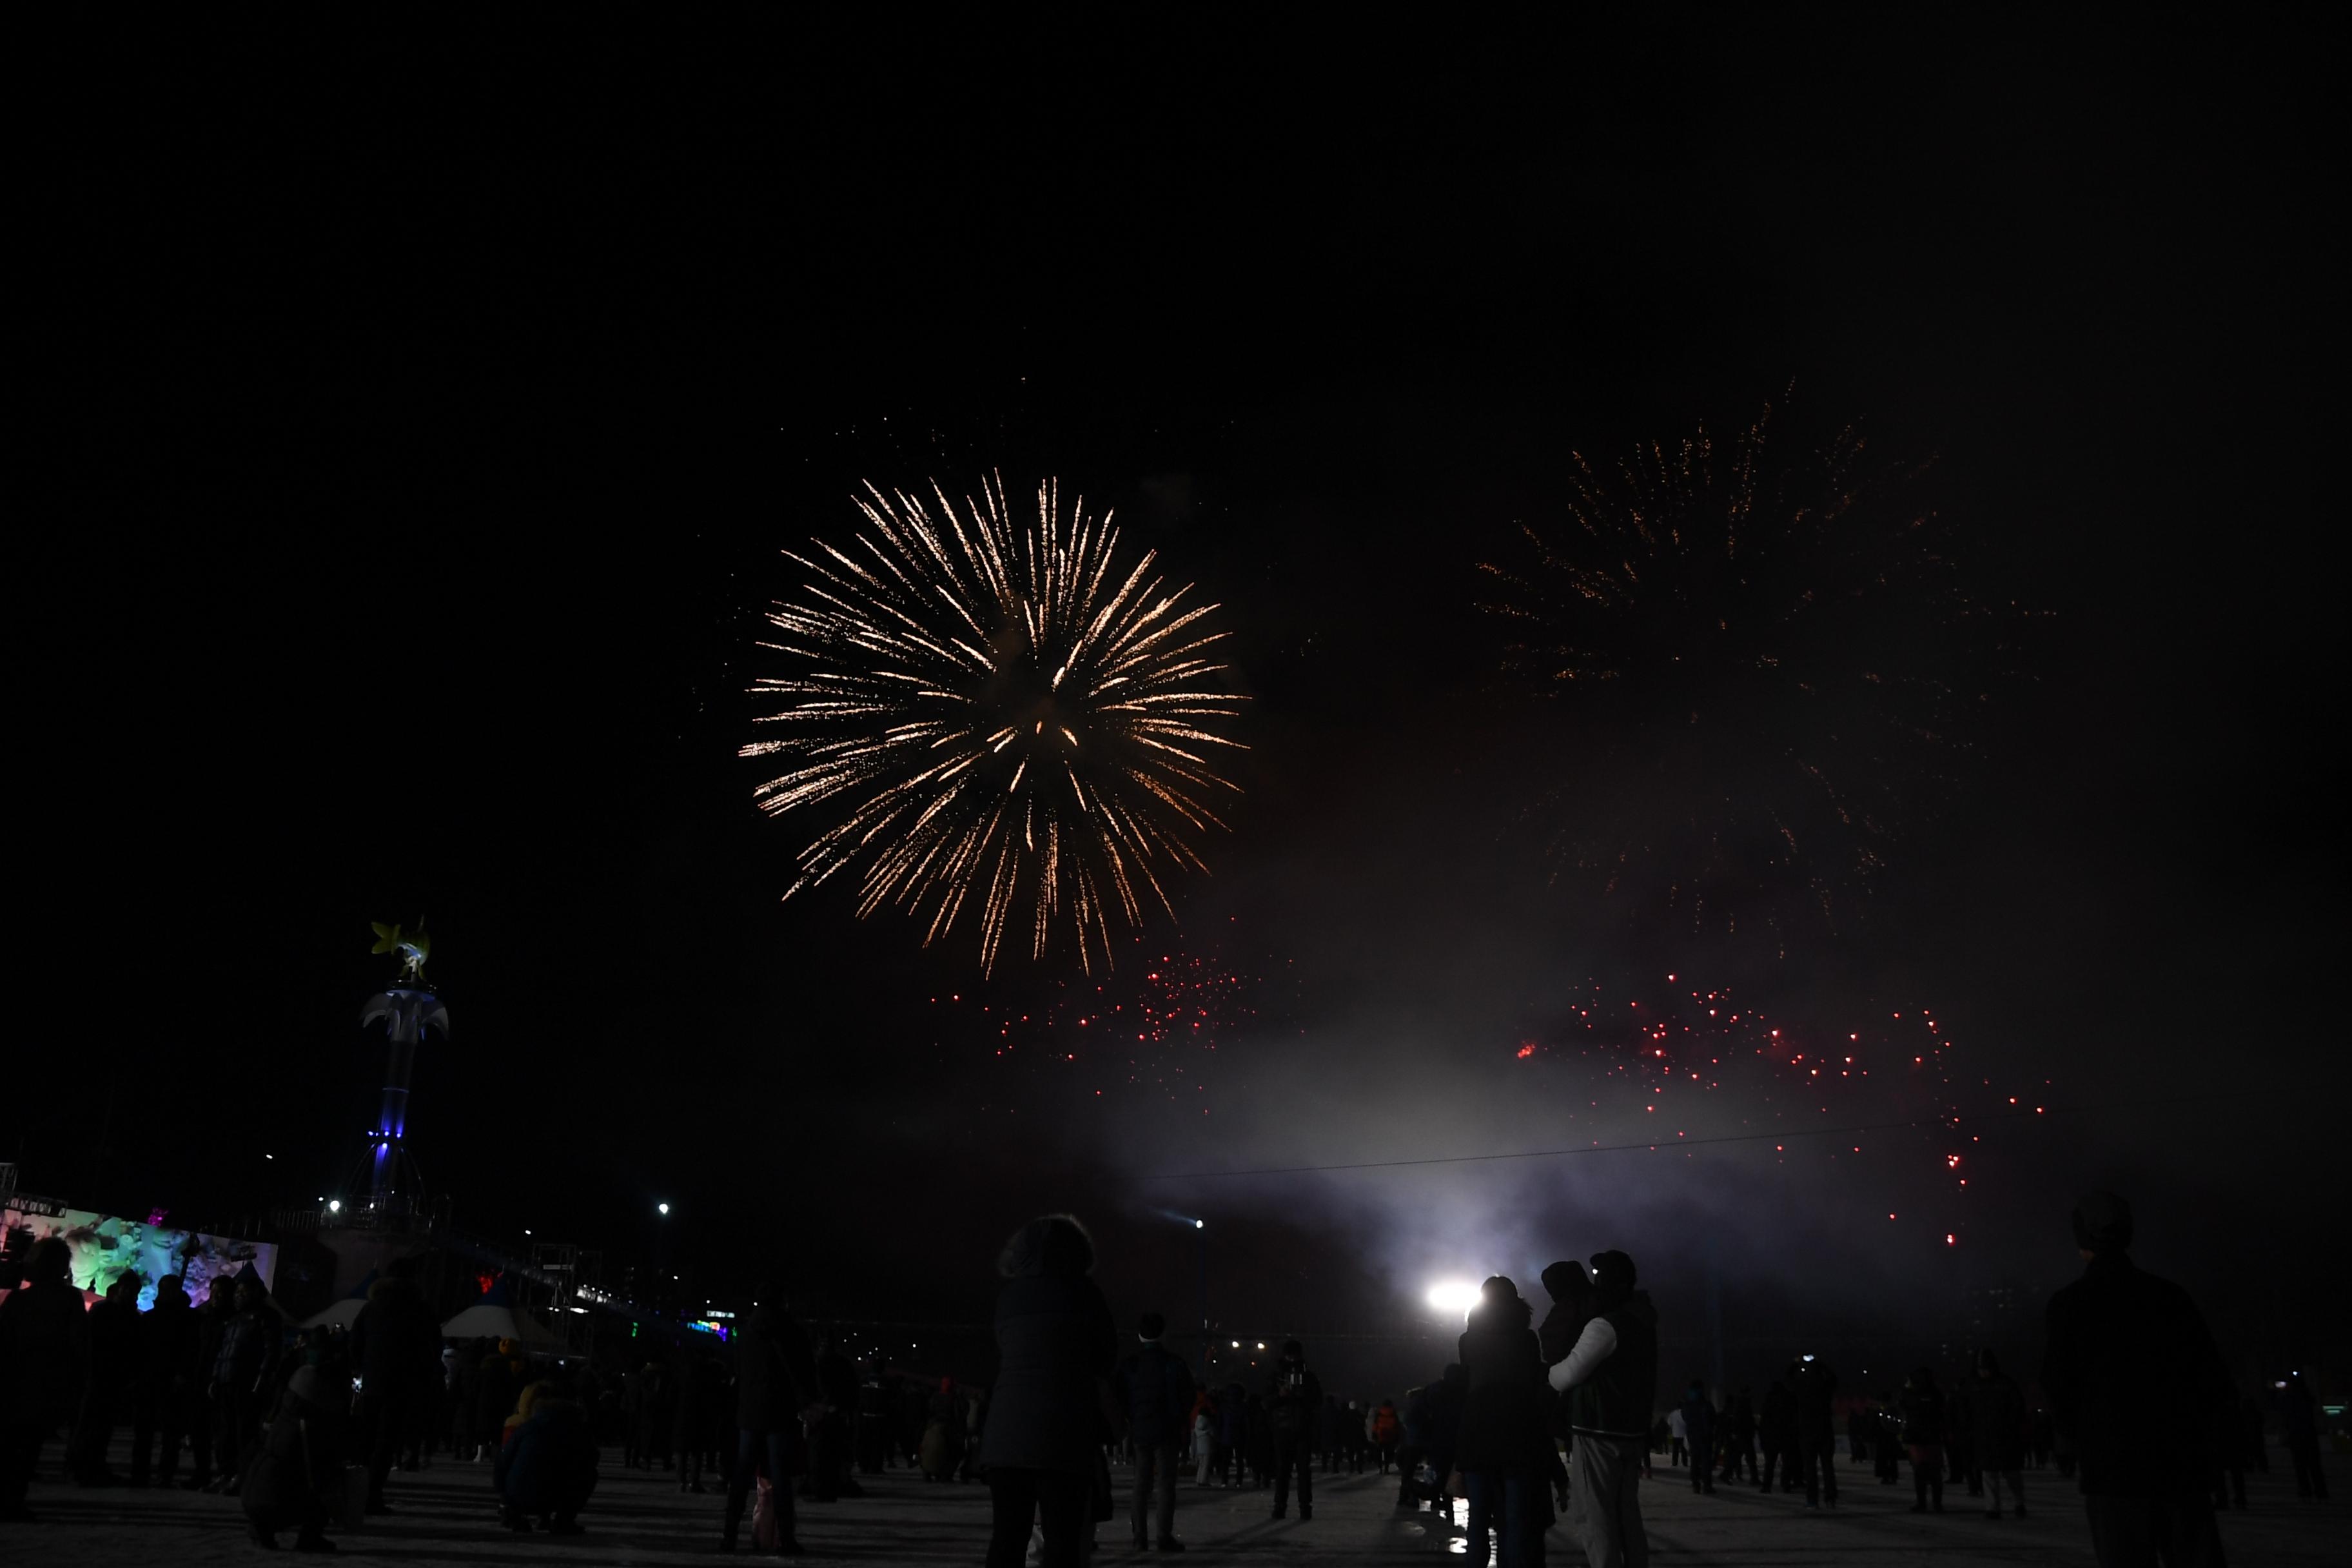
[1170,1215,1209,1374]
[654,1202,672,1308]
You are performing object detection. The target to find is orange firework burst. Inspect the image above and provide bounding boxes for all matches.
[743,475,1246,972]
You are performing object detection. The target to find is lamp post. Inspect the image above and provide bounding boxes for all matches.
[655,1202,671,1309]
[1189,1218,1208,1377]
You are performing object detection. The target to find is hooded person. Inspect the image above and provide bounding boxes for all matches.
[2042,1192,2233,1566]
[1121,1311,1193,1551]
[1263,1338,1323,1521]
[1537,1260,1592,1367]
[981,1215,1118,1568]
[1548,1250,1658,1568]
[1455,1277,1551,1567]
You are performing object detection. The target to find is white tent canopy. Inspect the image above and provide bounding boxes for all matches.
[440,1302,564,1348]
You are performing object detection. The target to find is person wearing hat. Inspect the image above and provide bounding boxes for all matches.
[1547,1250,1658,1568]
[2042,1191,2232,1565]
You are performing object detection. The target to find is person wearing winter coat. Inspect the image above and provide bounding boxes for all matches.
[1874,1394,1904,1484]
[1218,1382,1248,1487]
[1970,1348,2029,1518]
[1757,1380,1796,1492]
[853,1360,892,1478]
[349,1261,436,1514]
[1790,1357,1839,1510]
[478,1348,520,1467]
[1680,1380,1716,1494]
[694,1353,732,1484]
[616,1360,644,1468]
[1901,1367,1947,1513]
[1264,1339,1323,1521]
[1945,1378,1976,1491]
[721,1300,816,1556]
[1455,1277,1551,1567]
[1420,1363,1465,1515]
[495,1378,598,1534]
[674,1348,719,1493]
[1716,1389,1758,1484]
[0,1238,90,1520]
[2042,1192,2233,1565]
[807,1338,858,1500]
[1371,1397,1402,1474]
[921,1377,966,1482]
[981,1215,1118,1568]
[132,1274,201,1487]
[2279,1372,2329,1500]
[1121,1311,1194,1551]
[239,1364,337,1551]
[180,1277,235,1488]
[209,1275,280,1491]
[70,1273,141,1485]
[1191,1387,1217,1485]
[1548,1250,1658,1568]
[639,1358,676,1472]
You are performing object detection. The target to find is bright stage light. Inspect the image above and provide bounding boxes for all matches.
[1426,1280,1480,1316]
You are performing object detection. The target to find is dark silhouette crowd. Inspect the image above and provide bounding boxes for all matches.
[0,1189,2338,1565]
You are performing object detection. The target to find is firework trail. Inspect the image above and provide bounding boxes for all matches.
[743,475,1247,972]
[1478,394,2031,945]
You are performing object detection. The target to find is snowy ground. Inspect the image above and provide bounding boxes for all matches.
[5,1438,2344,1564]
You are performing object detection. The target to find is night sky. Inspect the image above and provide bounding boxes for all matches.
[22,15,2342,1392]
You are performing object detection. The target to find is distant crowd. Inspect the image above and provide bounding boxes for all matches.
[983,1191,2333,1567]
[0,1190,2338,1564]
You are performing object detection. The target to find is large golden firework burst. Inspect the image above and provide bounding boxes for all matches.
[743,475,1246,972]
